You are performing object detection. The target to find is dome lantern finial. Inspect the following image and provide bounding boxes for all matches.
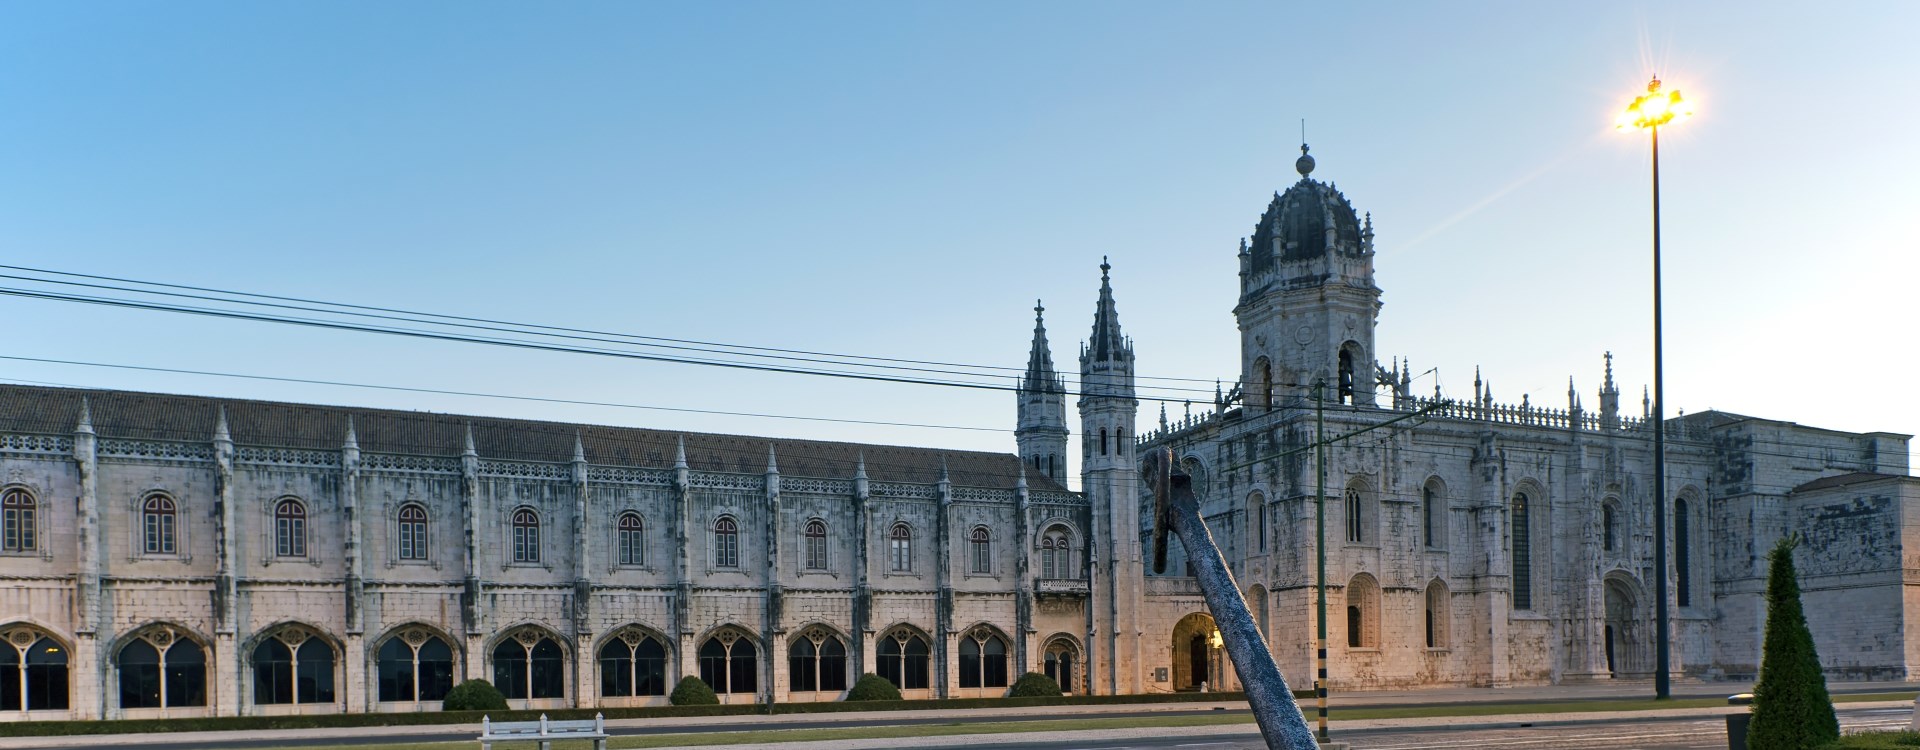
[1295,142,1315,178]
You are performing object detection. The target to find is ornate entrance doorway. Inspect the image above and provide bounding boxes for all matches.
[1170,612,1217,691]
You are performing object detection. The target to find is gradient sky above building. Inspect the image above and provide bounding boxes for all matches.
[2,2,1915,488]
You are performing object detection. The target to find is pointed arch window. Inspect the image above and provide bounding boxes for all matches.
[597,628,666,697]
[957,628,1008,689]
[713,516,739,568]
[377,628,454,702]
[1345,574,1380,649]
[2,488,36,553]
[876,627,930,689]
[804,519,828,570]
[787,628,847,693]
[492,629,565,700]
[142,494,177,555]
[274,498,308,558]
[511,508,541,564]
[969,527,992,574]
[0,626,67,711]
[888,523,912,572]
[1344,486,1366,544]
[397,504,429,561]
[1602,501,1619,553]
[1039,525,1073,579]
[1042,639,1076,694]
[1425,580,1450,649]
[1250,492,1267,552]
[1511,491,1534,611]
[697,630,756,694]
[1422,480,1447,549]
[117,629,204,708]
[251,628,335,705]
[1675,497,1693,607]
[1338,348,1356,404]
[617,512,645,566]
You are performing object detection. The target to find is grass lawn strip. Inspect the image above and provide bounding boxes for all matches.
[232,692,1918,750]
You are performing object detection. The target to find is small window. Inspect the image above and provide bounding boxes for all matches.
[714,517,739,568]
[1425,580,1450,649]
[1099,429,1109,456]
[804,520,828,570]
[143,495,177,555]
[969,527,992,574]
[1344,486,1365,544]
[617,513,645,566]
[1423,479,1447,549]
[888,523,912,572]
[1040,526,1072,579]
[2,488,36,553]
[1338,348,1356,404]
[1511,492,1533,611]
[511,508,541,564]
[1676,498,1693,608]
[274,499,307,558]
[1602,502,1618,553]
[398,504,429,561]
[1345,574,1380,649]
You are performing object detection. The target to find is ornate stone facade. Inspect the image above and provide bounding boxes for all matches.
[2,147,1915,722]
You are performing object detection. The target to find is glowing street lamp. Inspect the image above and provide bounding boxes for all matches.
[1618,76,1690,701]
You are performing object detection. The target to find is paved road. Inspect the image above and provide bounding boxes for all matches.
[893,706,1912,750]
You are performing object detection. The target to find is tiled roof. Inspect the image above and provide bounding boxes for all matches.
[0,384,1069,492]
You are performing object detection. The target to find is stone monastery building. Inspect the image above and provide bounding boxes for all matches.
[2,147,1916,721]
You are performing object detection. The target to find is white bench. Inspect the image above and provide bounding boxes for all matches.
[478,713,608,750]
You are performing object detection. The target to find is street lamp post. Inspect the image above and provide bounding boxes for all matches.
[1619,76,1691,700]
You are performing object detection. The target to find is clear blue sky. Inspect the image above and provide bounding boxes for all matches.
[3,2,1916,487]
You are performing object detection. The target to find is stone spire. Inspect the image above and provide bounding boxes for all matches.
[766,444,778,474]
[572,431,586,463]
[854,451,868,480]
[673,436,688,469]
[1599,352,1621,429]
[213,406,231,444]
[75,397,93,435]
[462,423,476,457]
[1023,300,1062,395]
[343,416,359,451]
[1087,257,1128,365]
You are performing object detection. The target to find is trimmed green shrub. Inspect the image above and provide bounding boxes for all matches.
[670,675,719,706]
[1748,535,1839,749]
[846,673,902,701]
[1009,672,1062,697]
[441,679,508,711]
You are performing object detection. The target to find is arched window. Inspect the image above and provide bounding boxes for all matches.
[142,495,177,555]
[1258,358,1273,411]
[1039,525,1072,579]
[697,629,756,694]
[1422,479,1446,549]
[511,508,540,564]
[274,499,307,558]
[1511,491,1534,611]
[492,629,565,700]
[397,504,429,561]
[804,519,828,570]
[888,523,912,572]
[117,629,205,708]
[0,626,67,711]
[1046,454,1056,478]
[376,628,454,702]
[1345,575,1379,649]
[969,527,992,574]
[1425,580,1450,649]
[597,627,666,697]
[617,513,644,566]
[713,517,739,568]
[1042,639,1077,694]
[1250,492,1267,553]
[1338,348,1356,404]
[1099,428,1109,456]
[1344,486,1365,544]
[876,627,930,690]
[957,627,1008,689]
[787,628,847,693]
[2,488,36,553]
[251,628,335,705]
[1602,501,1619,553]
[1676,497,1692,607]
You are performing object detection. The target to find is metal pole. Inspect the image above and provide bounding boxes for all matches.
[1155,456,1318,750]
[1651,122,1671,700]
[1314,381,1330,742]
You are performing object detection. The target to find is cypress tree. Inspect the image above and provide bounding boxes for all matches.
[1745,535,1838,749]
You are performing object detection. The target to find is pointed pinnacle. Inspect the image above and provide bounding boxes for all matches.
[343,416,359,450]
[462,423,477,456]
[673,436,688,469]
[572,431,586,463]
[766,443,778,473]
[1016,462,1029,490]
[213,406,232,443]
[855,451,868,480]
[76,397,94,434]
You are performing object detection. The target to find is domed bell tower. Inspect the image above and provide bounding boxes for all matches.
[1234,144,1382,409]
